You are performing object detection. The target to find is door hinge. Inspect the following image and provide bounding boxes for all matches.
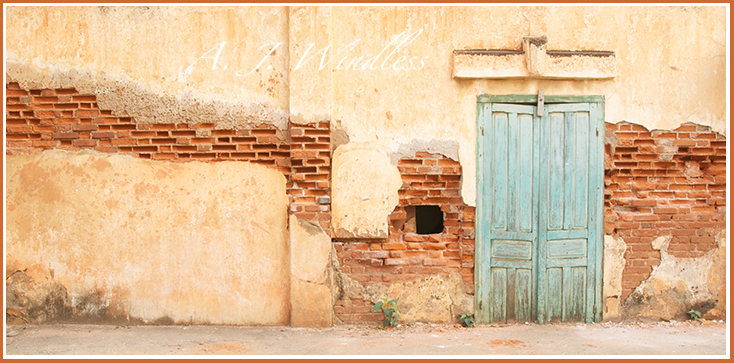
[536,90,545,117]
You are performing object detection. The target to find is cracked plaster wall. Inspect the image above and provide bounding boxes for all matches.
[7,6,726,208]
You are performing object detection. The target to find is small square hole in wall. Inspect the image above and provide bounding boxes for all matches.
[415,205,444,234]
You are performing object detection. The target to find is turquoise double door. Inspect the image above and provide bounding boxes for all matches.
[476,95,604,324]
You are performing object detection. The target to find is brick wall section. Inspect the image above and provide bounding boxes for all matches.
[8,83,728,321]
[604,121,726,301]
[5,83,291,174]
[287,122,331,234]
[333,152,475,324]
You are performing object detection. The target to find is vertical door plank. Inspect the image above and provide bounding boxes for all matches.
[516,268,532,322]
[506,267,517,323]
[507,113,519,231]
[563,112,575,230]
[476,103,491,324]
[548,112,565,230]
[571,266,587,322]
[573,112,590,228]
[518,114,534,232]
[546,268,563,323]
[490,268,507,323]
[491,113,508,231]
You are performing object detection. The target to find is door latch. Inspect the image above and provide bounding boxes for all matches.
[537,90,545,117]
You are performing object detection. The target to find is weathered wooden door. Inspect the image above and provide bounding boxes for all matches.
[476,95,603,324]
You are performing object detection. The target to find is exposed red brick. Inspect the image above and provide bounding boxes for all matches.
[605,121,726,300]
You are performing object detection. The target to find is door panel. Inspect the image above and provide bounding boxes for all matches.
[539,103,601,324]
[477,99,603,324]
[477,103,538,324]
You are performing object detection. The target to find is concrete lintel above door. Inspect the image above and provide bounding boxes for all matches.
[453,37,616,80]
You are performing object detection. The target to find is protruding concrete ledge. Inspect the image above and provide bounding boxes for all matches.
[452,49,528,79]
[452,36,616,80]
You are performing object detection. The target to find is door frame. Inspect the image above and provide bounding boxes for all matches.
[475,94,605,323]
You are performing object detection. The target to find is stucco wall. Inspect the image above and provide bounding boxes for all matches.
[4,5,727,325]
[6,6,726,207]
[6,150,290,325]
[5,6,289,129]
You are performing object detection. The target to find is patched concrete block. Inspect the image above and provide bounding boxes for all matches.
[290,278,332,328]
[331,143,402,239]
[289,215,333,327]
[290,216,331,284]
[603,235,627,321]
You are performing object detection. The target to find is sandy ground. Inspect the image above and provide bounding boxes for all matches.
[4,320,729,357]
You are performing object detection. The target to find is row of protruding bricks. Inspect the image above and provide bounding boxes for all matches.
[5,83,294,174]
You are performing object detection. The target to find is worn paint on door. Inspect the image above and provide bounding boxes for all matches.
[476,95,604,324]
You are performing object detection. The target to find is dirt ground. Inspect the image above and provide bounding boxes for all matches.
[4,320,728,357]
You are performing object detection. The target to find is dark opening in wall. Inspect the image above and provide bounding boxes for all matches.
[415,205,444,234]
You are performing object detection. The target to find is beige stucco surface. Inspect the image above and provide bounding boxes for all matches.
[289,216,333,327]
[6,150,290,325]
[331,143,402,239]
[5,6,290,129]
[603,236,627,321]
[6,6,726,207]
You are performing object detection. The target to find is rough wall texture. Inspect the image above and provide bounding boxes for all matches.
[5,83,291,172]
[5,7,290,128]
[287,122,332,234]
[5,6,728,326]
[7,6,725,208]
[332,152,475,324]
[603,121,727,303]
[6,150,290,325]
[4,83,330,326]
[331,144,402,239]
[326,6,726,206]
[623,232,726,321]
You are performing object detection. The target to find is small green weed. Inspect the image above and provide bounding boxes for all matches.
[459,312,475,327]
[372,297,400,328]
[687,309,702,320]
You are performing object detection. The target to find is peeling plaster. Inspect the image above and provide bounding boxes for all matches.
[387,138,461,166]
[331,143,402,239]
[623,231,727,321]
[6,61,288,130]
[332,258,473,324]
[364,274,473,323]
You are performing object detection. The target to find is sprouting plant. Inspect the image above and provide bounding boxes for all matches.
[687,309,702,320]
[372,297,400,328]
[459,312,475,327]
